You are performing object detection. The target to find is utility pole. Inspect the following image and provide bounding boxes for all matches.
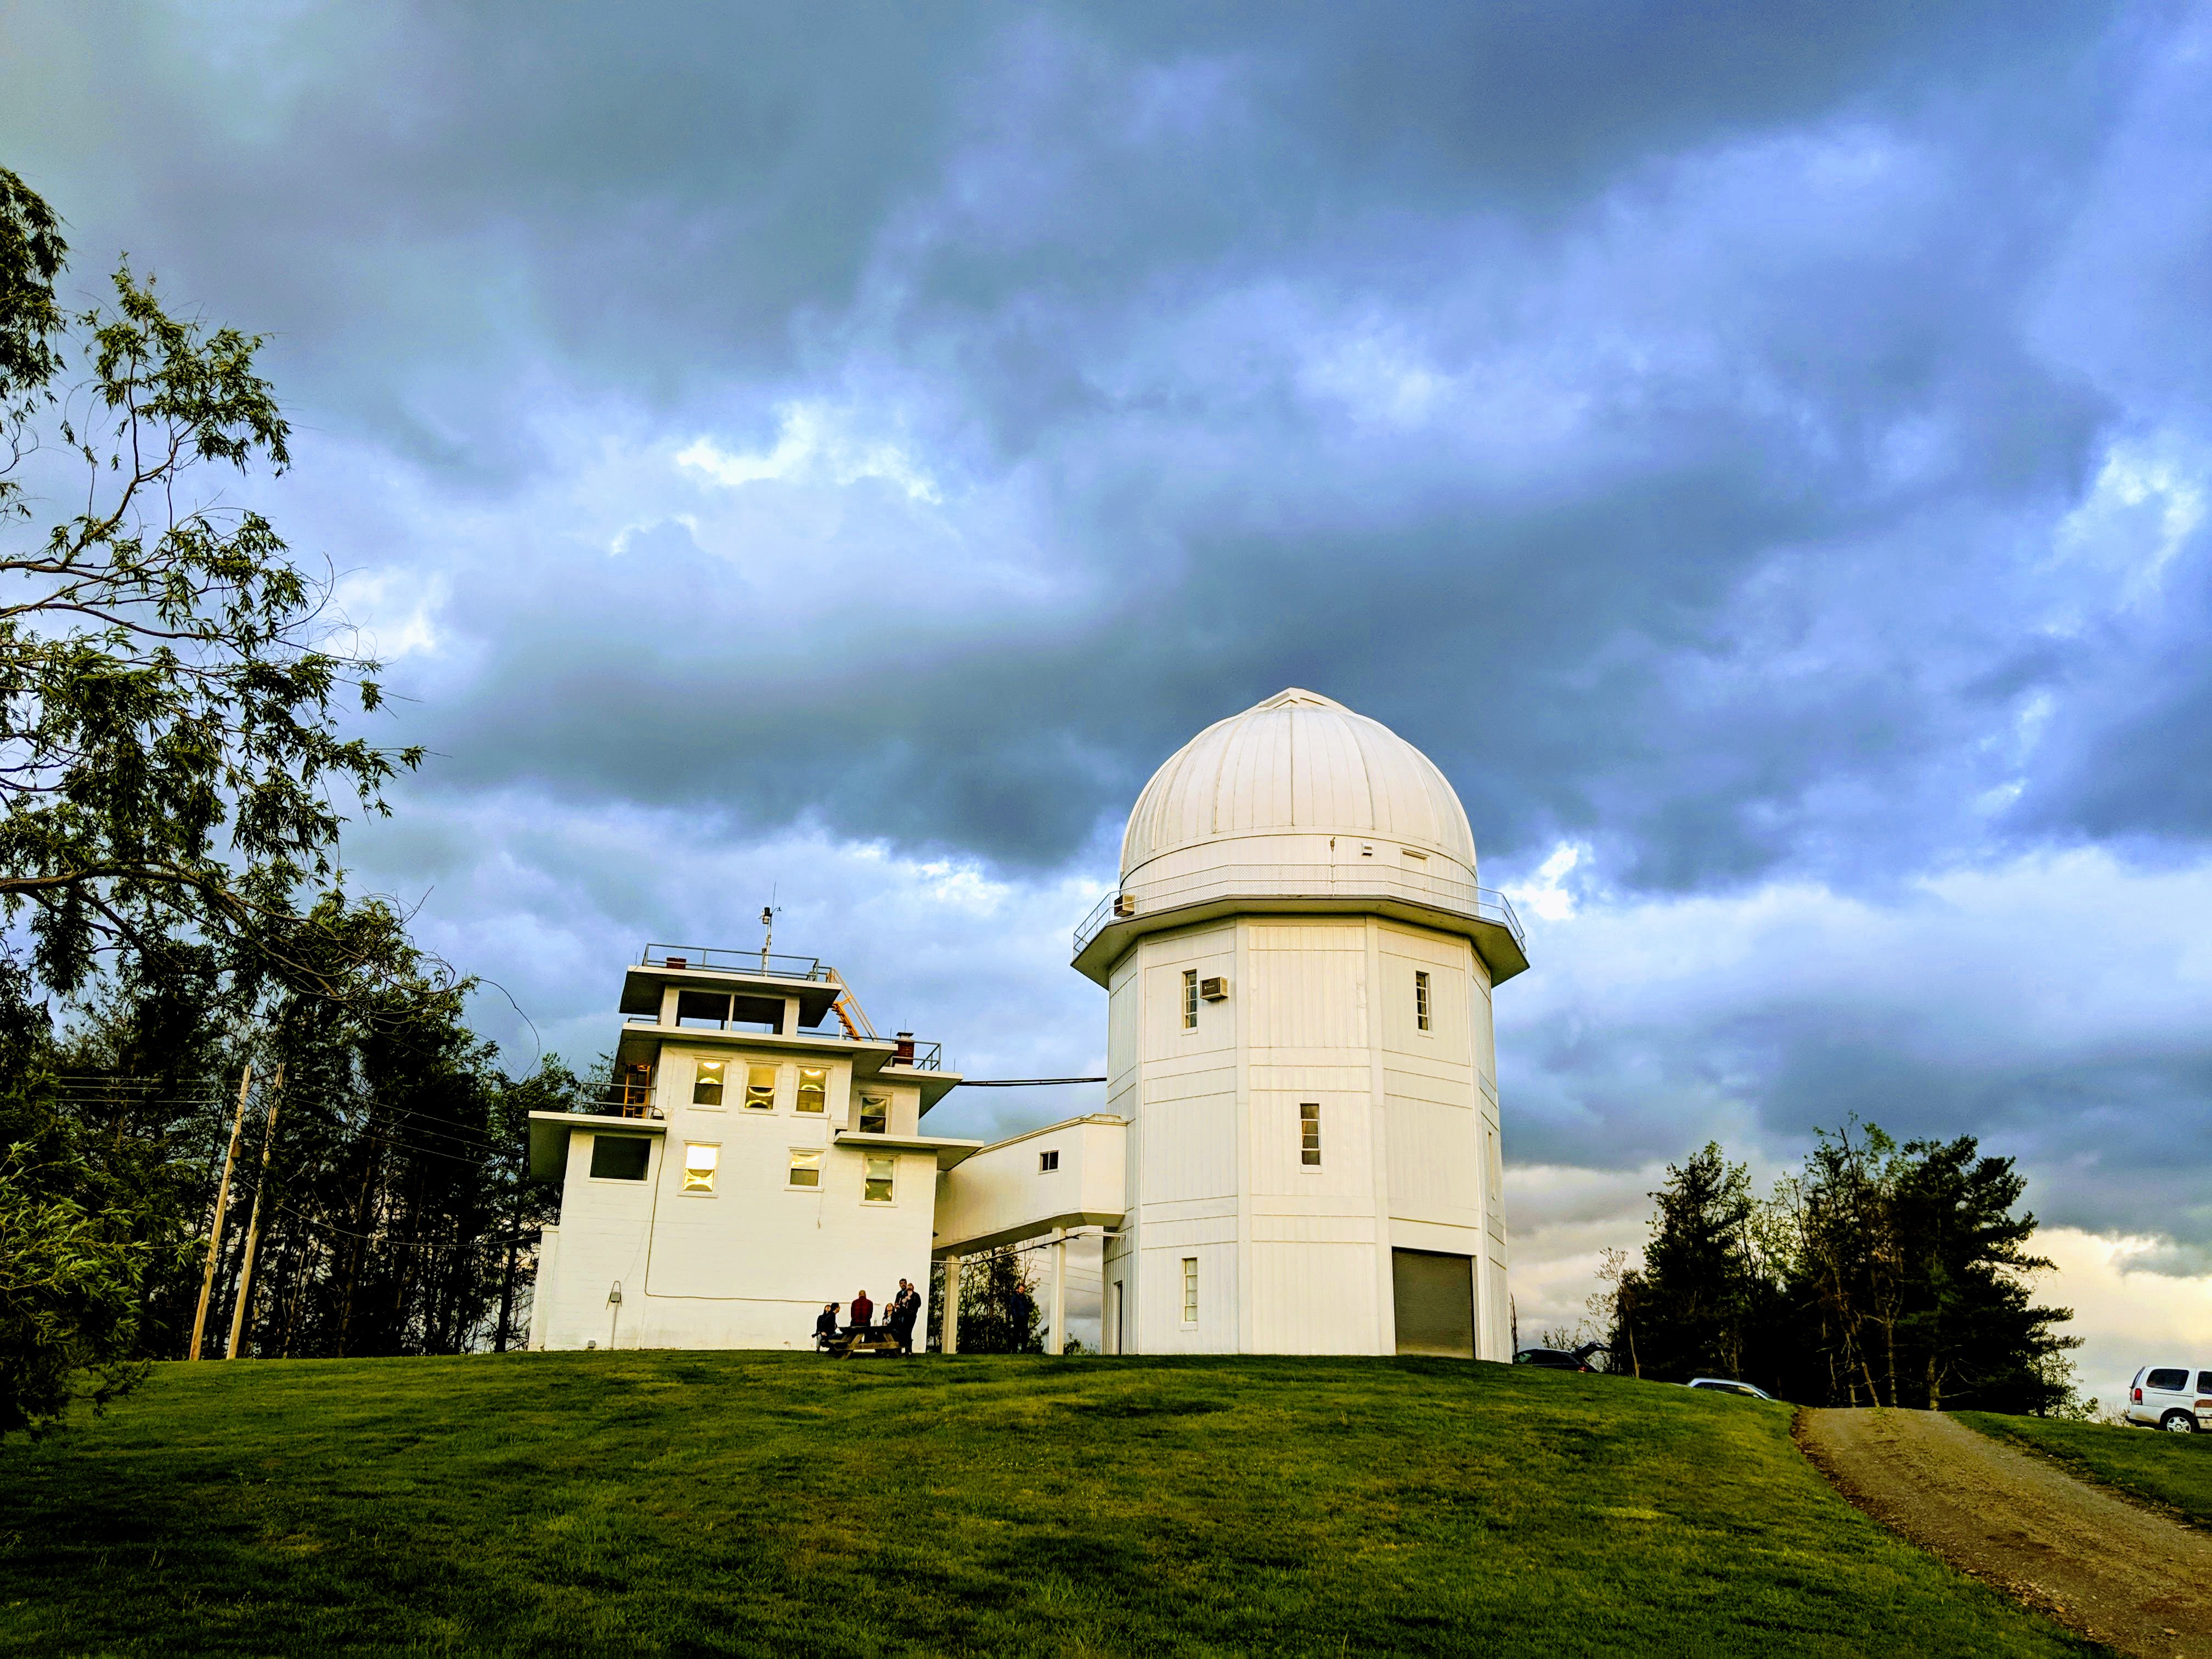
[190,1063,253,1362]
[494,1182,521,1353]
[225,1064,284,1360]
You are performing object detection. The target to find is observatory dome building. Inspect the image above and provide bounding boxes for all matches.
[524,687,1523,1361]
[1076,689,1526,1359]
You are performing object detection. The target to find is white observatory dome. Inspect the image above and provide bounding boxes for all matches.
[1121,689,1476,882]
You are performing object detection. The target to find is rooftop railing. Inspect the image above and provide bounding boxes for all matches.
[614,1012,947,1070]
[640,944,836,981]
[1073,864,1528,958]
[887,1037,945,1072]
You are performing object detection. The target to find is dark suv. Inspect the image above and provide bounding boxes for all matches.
[1513,1342,1606,1373]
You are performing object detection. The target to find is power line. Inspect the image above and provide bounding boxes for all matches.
[958,1076,1107,1087]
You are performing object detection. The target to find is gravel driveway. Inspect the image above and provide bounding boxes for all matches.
[1798,1407,2212,1658]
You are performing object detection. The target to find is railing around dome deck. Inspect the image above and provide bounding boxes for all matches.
[1073,865,1528,958]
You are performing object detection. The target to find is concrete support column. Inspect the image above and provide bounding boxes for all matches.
[1048,1232,1067,1356]
[941,1257,961,1354]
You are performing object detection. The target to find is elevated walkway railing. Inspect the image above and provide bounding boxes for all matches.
[1074,865,1526,957]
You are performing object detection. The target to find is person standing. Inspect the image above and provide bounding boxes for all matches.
[889,1278,919,1355]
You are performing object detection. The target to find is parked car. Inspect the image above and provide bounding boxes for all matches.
[2123,1364,2212,1432]
[1514,1342,1607,1373]
[1686,1377,1775,1400]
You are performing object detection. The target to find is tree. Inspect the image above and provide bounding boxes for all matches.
[0,166,455,1426]
[944,1246,1043,1355]
[1597,1123,2080,1412]
[0,1145,148,1438]
[0,165,421,1005]
[1607,1143,1774,1386]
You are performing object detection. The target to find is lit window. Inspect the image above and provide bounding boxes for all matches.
[682,1143,719,1193]
[1300,1102,1321,1166]
[1039,1149,1060,1172]
[1415,970,1431,1032]
[590,1135,651,1181]
[864,1155,895,1203]
[692,1059,725,1107]
[859,1093,889,1135]
[744,1064,777,1110]
[1182,969,1198,1029]
[1181,1256,1198,1323]
[788,1149,822,1188]
[797,1067,827,1113]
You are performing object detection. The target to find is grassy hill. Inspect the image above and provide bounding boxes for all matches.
[1961,1410,2212,1530]
[0,1353,2101,1658]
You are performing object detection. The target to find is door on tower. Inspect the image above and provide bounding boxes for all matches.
[1391,1249,1475,1358]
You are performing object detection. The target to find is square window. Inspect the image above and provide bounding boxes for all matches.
[797,1066,827,1113]
[863,1155,895,1203]
[1181,1256,1198,1323]
[1414,970,1431,1032]
[590,1135,651,1181]
[692,1059,726,1107]
[787,1149,822,1188]
[1039,1149,1060,1172]
[1300,1102,1321,1166]
[744,1064,777,1110]
[1181,969,1198,1030]
[682,1143,719,1193]
[859,1093,889,1135]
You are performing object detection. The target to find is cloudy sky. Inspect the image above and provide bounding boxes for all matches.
[6,2,2210,1392]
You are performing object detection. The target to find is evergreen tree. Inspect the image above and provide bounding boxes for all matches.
[1608,1143,1775,1386]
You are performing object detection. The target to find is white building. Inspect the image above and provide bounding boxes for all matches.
[529,689,1527,1359]
[527,953,977,1351]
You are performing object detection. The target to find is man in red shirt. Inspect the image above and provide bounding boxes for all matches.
[849,1289,874,1331]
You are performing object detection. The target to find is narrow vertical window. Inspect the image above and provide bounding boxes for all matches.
[1182,969,1198,1029]
[858,1093,889,1135]
[796,1067,827,1113]
[1181,1256,1199,1323]
[681,1143,719,1193]
[1300,1102,1321,1166]
[863,1155,895,1203]
[1414,970,1431,1032]
[692,1059,725,1107]
[787,1149,822,1188]
[744,1064,777,1110]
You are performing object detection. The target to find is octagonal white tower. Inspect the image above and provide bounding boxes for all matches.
[1079,689,1526,1359]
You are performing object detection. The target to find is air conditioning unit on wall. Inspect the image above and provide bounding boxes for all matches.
[1199,976,1229,1001]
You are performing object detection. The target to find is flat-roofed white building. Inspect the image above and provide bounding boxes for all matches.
[528,950,978,1351]
[528,689,1526,1359]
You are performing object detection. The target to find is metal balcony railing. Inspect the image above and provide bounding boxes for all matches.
[640,944,836,980]
[1073,864,1528,957]
[573,1081,662,1119]
[885,1037,944,1072]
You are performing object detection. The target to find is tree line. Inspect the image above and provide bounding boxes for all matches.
[1589,1125,2082,1414]
[0,166,571,1437]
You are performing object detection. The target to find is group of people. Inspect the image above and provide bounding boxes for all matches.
[814,1279,921,1354]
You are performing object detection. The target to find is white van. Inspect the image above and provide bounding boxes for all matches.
[2124,1364,2212,1432]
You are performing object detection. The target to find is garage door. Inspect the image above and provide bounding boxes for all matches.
[1392,1249,1475,1358]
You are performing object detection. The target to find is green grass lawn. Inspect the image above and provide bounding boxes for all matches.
[1,1353,2103,1658]
[1959,1410,2212,1529]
